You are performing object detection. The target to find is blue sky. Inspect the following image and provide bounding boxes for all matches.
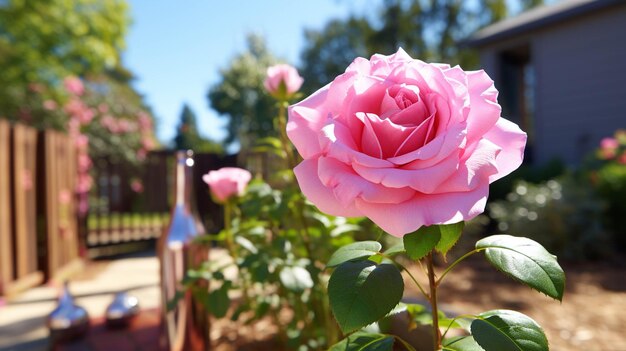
[124,0,372,146]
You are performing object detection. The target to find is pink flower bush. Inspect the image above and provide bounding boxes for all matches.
[287,48,526,236]
[63,76,84,96]
[202,167,252,203]
[264,64,304,100]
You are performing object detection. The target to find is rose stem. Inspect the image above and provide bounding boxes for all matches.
[277,99,335,343]
[224,201,253,308]
[426,252,442,350]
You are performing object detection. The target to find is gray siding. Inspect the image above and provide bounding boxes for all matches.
[532,5,626,165]
[479,5,626,166]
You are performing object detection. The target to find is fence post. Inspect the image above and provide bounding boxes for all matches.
[40,129,82,281]
[0,120,12,295]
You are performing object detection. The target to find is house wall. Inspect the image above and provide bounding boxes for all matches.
[478,5,626,166]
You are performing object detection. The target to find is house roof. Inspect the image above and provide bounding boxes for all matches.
[467,0,625,47]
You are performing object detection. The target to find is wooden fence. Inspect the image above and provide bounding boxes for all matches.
[0,122,80,296]
[85,151,238,258]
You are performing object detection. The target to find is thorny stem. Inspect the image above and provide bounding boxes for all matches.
[224,201,253,308]
[426,252,442,350]
[436,248,485,287]
[276,99,337,345]
[277,102,297,170]
[382,254,429,300]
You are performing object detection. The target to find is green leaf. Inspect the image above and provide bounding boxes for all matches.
[279,266,313,292]
[383,242,405,256]
[330,223,362,237]
[443,336,484,351]
[403,226,441,260]
[471,310,549,351]
[436,222,465,257]
[329,261,404,334]
[327,241,382,268]
[235,236,258,254]
[476,235,565,301]
[328,332,395,351]
[207,281,232,318]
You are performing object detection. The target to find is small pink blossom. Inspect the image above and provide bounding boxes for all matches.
[63,76,84,96]
[137,111,153,130]
[136,148,147,161]
[76,174,93,193]
[141,136,155,150]
[264,64,303,99]
[600,137,619,159]
[21,170,33,191]
[98,103,109,114]
[130,179,144,193]
[77,154,92,172]
[75,134,89,150]
[43,100,58,111]
[29,83,45,93]
[58,189,72,205]
[202,167,252,203]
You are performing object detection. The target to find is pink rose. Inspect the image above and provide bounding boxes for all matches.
[202,167,252,203]
[264,64,304,100]
[130,179,144,193]
[63,76,84,96]
[600,137,618,159]
[287,48,526,237]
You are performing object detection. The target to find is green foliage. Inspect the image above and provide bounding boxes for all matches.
[436,222,465,258]
[328,261,404,334]
[207,34,278,149]
[328,332,395,351]
[470,310,549,351]
[299,0,546,92]
[173,103,222,153]
[442,336,484,351]
[403,226,440,260]
[327,241,382,267]
[0,0,129,119]
[476,235,565,301]
[489,177,611,259]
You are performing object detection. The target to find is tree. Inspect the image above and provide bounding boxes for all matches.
[299,0,544,87]
[299,17,373,94]
[173,104,222,153]
[0,0,130,121]
[207,34,277,150]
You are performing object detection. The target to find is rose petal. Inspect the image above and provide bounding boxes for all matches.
[387,124,466,166]
[287,85,331,158]
[484,118,527,182]
[465,70,501,144]
[318,157,414,206]
[355,183,489,237]
[321,122,394,168]
[358,112,416,158]
[352,150,460,194]
[393,115,434,157]
[434,139,500,193]
[294,159,361,217]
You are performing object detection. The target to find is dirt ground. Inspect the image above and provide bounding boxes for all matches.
[421,256,626,351]
[210,255,626,351]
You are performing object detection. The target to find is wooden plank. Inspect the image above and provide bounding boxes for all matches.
[43,130,80,280]
[0,119,12,294]
[11,124,38,279]
[2,271,43,298]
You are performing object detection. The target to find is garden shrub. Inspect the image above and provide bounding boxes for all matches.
[489,177,612,260]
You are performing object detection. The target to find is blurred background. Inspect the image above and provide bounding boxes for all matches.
[0,0,624,350]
